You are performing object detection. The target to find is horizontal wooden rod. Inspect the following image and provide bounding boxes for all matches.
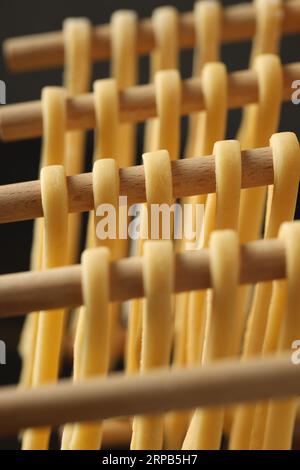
[0,62,298,142]
[0,238,286,317]
[0,353,296,436]
[0,146,275,224]
[3,0,300,73]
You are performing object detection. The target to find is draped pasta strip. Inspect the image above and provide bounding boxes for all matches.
[111,10,137,169]
[186,62,228,368]
[183,141,241,450]
[126,70,181,375]
[230,132,300,449]
[22,165,68,450]
[185,0,221,158]
[63,18,92,264]
[68,247,110,450]
[144,6,179,153]
[263,222,300,449]
[18,87,67,392]
[131,240,174,450]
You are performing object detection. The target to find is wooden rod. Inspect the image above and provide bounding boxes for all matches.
[0,353,296,436]
[0,146,275,224]
[3,0,300,73]
[0,238,286,318]
[0,62,298,142]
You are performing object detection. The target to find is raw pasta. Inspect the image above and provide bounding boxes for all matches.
[245,133,300,449]
[18,87,66,390]
[263,222,300,450]
[68,247,110,450]
[61,159,119,449]
[183,230,239,449]
[126,70,180,375]
[230,132,300,449]
[186,62,228,367]
[111,10,137,169]
[144,6,178,153]
[22,165,68,450]
[185,0,221,158]
[131,240,174,450]
[183,140,241,450]
[130,150,172,450]
[63,18,92,264]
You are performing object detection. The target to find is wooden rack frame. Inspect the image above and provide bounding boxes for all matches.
[0,146,278,224]
[0,238,285,318]
[0,353,297,436]
[3,0,300,73]
[0,62,298,141]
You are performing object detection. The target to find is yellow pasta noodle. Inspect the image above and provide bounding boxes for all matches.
[61,159,119,449]
[63,18,92,264]
[186,0,221,158]
[126,71,180,375]
[68,247,110,450]
[183,230,240,450]
[22,165,68,450]
[183,140,241,450]
[264,222,300,449]
[110,10,137,169]
[230,132,300,449]
[144,6,178,153]
[186,62,228,367]
[248,133,300,449]
[131,240,174,450]
[18,87,66,390]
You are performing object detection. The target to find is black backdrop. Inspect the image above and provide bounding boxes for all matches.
[0,0,299,449]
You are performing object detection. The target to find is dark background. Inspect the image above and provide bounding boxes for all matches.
[0,0,299,449]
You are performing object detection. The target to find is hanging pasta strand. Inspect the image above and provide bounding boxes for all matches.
[226,54,282,392]
[237,0,283,147]
[185,0,221,158]
[183,140,241,450]
[183,230,240,450]
[131,240,174,450]
[230,132,300,449]
[63,18,92,264]
[129,150,173,450]
[234,132,300,450]
[185,62,228,368]
[263,222,300,449]
[110,10,137,169]
[22,165,68,450]
[126,70,181,375]
[19,20,91,405]
[85,80,119,250]
[18,87,66,390]
[144,6,179,153]
[61,159,119,449]
[67,247,110,450]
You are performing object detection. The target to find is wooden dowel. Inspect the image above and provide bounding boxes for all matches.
[0,146,275,224]
[0,353,296,437]
[0,62,297,142]
[3,0,300,73]
[0,238,285,318]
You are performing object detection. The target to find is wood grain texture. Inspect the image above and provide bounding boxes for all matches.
[0,146,275,223]
[3,1,300,72]
[0,353,296,436]
[0,62,298,141]
[0,238,286,317]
